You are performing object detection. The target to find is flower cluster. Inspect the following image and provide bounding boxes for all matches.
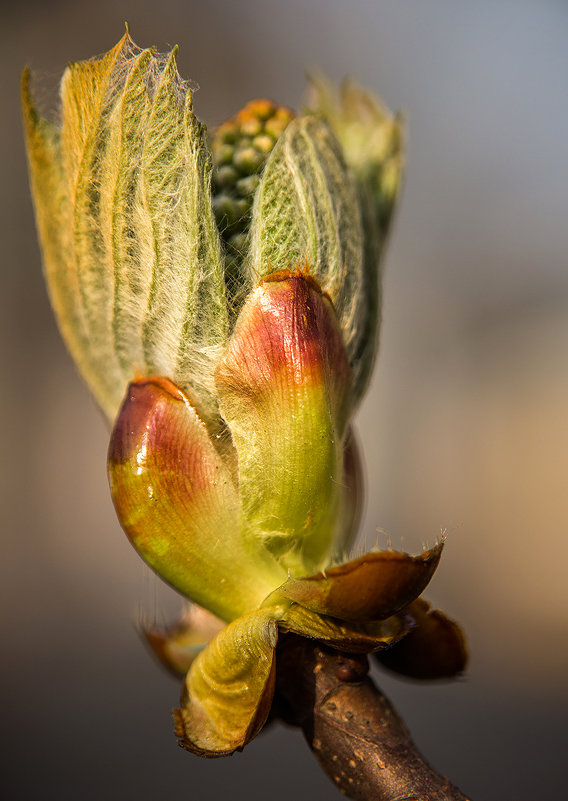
[23,31,466,756]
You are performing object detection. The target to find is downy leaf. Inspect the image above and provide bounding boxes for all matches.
[248,116,365,392]
[308,76,405,405]
[216,272,351,576]
[23,34,227,426]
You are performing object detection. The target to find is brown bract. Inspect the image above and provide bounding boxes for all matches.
[275,544,443,622]
[376,598,468,679]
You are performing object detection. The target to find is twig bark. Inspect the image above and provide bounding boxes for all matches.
[275,635,471,801]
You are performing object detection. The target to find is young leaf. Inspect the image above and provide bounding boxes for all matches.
[23,34,228,426]
[308,76,405,405]
[249,116,365,388]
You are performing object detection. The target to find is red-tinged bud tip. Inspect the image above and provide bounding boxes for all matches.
[108,377,187,465]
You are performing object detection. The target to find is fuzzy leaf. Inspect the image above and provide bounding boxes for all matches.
[174,608,278,756]
[23,34,227,425]
[308,75,405,405]
[22,68,98,413]
[267,544,443,623]
[248,116,365,385]
[216,273,351,576]
[108,377,285,622]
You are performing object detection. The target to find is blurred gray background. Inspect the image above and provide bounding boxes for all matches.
[2,1,567,798]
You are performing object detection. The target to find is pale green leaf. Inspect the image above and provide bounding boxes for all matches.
[60,33,131,416]
[308,75,405,405]
[22,69,95,397]
[248,116,365,379]
[24,35,228,426]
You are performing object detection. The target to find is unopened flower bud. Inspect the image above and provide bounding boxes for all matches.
[23,31,465,760]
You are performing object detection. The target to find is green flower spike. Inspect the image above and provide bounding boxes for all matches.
[23,31,467,758]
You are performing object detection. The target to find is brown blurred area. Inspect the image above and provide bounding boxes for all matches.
[2,1,567,798]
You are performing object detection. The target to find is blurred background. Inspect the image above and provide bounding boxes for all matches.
[2,1,567,798]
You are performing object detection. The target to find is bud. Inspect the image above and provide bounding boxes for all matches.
[215,272,351,577]
[23,31,466,759]
[210,99,295,307]
[108,375,286,622]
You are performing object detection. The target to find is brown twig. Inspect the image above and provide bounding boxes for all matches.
[275,635,471,801]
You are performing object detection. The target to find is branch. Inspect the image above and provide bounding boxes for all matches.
[274,635,471,801]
